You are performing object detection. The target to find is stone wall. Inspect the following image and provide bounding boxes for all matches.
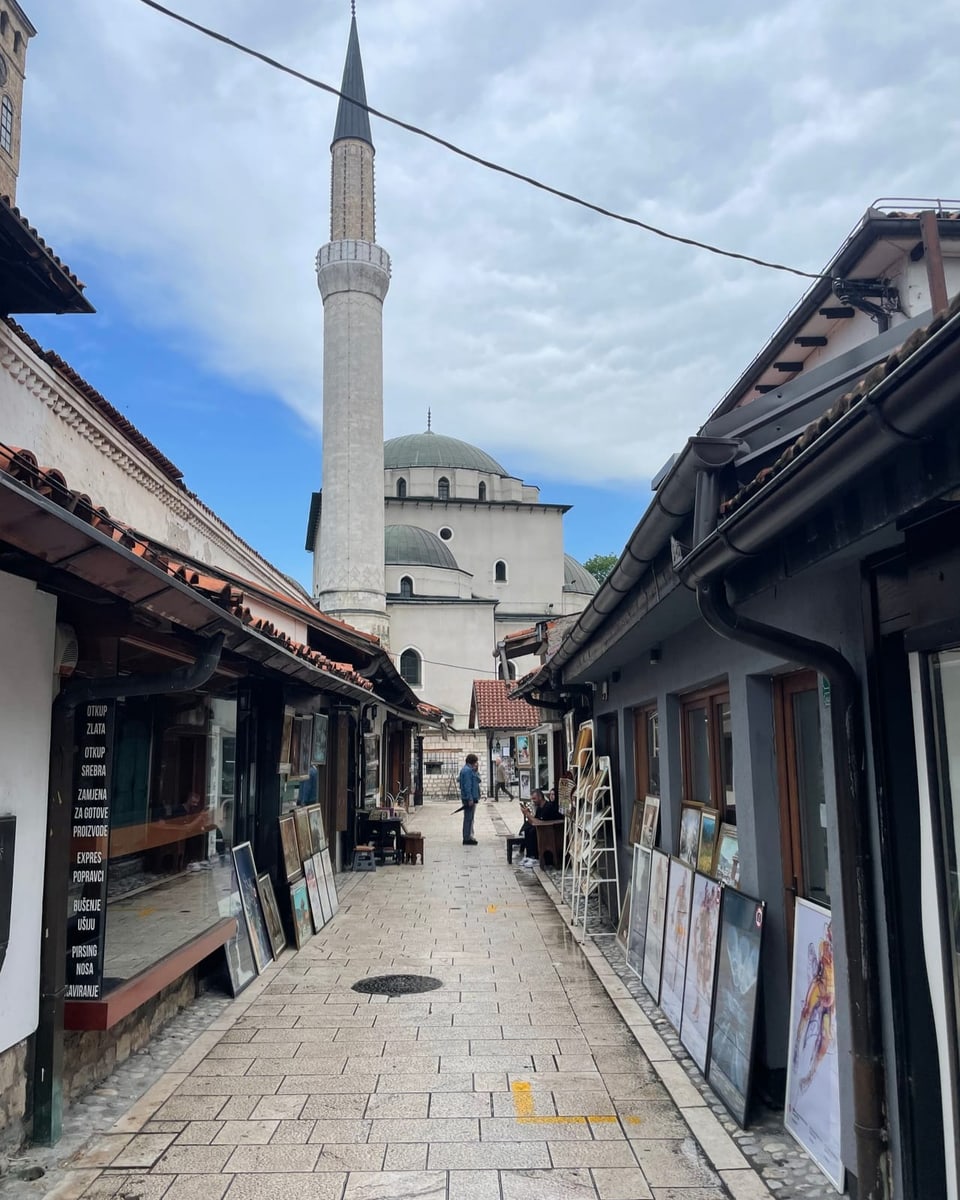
[62,970,197,1104]
[421,732,488,800]
[0,1037,29,1150]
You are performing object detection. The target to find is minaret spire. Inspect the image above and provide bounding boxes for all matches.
[332,9,372,149]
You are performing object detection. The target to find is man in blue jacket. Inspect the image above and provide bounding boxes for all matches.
[459,753,480,845]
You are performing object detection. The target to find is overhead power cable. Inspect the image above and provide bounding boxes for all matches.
[135,0,834,284]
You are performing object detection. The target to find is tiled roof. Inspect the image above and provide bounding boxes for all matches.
[470,679,541,731]
[0,195,91,298]
[0,444,377,694]
[722,289,960,517]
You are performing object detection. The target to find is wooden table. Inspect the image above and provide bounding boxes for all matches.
[526,816,565,867]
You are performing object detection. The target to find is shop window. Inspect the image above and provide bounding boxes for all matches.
[633,703,660,797]
[478,481,487,501]
[495,560,507,583]
[399,575,414,598]
[681,682,735,821]
[0,96,12,154]
[396,477,407,498]
[400,647,422,686]
[437,476,450,501]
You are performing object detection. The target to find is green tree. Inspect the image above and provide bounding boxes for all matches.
[583,553,618,584]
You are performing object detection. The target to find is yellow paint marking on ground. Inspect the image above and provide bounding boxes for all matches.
[136,906,156,917]
[510,1080,624,1125]
[511,1080,536,1118]
[486,904,498,913]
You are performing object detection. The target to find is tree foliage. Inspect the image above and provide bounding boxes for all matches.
[583,553,618,584]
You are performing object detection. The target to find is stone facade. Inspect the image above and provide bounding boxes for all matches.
[420,732,489,800]
[0,2,33,203]
[0,1037,29,1150]
[331,139,375,241]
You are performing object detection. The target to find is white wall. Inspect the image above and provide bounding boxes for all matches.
[0,571,56,1053]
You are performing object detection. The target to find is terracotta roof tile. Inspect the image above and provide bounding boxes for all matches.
[0,195,90,294]
[470,679,541,730]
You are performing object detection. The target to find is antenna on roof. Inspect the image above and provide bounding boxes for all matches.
[427,408,432,432]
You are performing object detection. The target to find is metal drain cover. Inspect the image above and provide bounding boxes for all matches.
[352,974,443,996]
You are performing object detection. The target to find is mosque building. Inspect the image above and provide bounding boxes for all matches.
[305,12,597,736]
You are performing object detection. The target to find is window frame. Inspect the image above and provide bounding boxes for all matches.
[494,560,507,583]
[396,477,407,498]
[399,647,422,687]
[478,481,487,501]
[680,681,734,820]
[0,95,13,155]
[437,476,450,501]
[632,702,660,799]
[399,575,414,598]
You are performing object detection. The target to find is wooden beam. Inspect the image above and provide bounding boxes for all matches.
[795,336,828,347]
[819,306,856,319]
[773,361,803,373]
[920,210,949,315]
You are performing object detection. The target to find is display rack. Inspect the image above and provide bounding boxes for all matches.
[570,754,621,936]
[561,720,593,903]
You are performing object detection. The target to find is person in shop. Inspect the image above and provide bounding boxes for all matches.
[519,788,561,865]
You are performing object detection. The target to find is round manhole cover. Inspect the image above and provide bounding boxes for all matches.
[352,974,443,996]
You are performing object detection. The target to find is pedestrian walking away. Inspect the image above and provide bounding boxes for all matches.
[459,753,480,844]
[494,756,513,801]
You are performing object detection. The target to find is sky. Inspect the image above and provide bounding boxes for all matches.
[15,0,960,587]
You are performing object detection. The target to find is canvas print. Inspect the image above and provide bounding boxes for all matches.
[626,845,652,977]
[659,858,694,1031]
[639,795,660,850]
[641,849,670,1001]
[312,713,329,765]
[231,842,273,973]
[294,808,313,862]
[279,710,293,772]
[680,873,723,1072]
[516,734,531,767]
[303,854,325,932]
[279,814,302,882]
[616,881,632,950]
[707,888,765,1126]
[310,853,332,924]
[574,720,593,769]
[364,733,380,796]
[628,799,644,846]
[697,809,720,874]
[678,804,702,866]
[321,844,338,916]
[308,804,327,853]
[219,857,258,996]
[256,873,287,958]
[289,879,312,949]
[715,823,741,888]
[785,899,844,1191]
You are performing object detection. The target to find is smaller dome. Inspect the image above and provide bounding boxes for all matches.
[384,431,507,476]
[385,525,458,570]
[563,553,600,594]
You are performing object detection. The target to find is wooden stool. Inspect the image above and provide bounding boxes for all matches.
[506,836,525,864]
[352,844,376,871]
[401,833,424,864]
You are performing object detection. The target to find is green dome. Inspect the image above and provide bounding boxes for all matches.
[384,431,507,475]
[563,554,599,594]
[385,525,458,569]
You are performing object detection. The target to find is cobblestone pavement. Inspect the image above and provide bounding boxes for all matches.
[28,801,787,1199]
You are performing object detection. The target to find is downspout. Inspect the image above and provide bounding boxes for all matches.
[33,633,225,1145]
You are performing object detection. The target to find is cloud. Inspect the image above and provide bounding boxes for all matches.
[18,0,960,492]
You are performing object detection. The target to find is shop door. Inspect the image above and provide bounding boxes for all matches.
[774,671,830,958]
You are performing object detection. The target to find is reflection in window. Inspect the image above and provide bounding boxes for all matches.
[495,560,507,583]
[399,575,413,598]
[686,704,711,804]
[400,648,422,686]
[396,478,407,498]
[437,477,450,501]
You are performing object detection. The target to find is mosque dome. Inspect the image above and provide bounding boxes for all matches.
[385,524,459,570]
[384,431,507,476]
[563,553,600,594]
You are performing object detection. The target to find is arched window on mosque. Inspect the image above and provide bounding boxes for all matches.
[437,476,450,501]
[396,478,407,498]
[478,481,487,501]
[495,560,508,583]
[400,575,414,598]
[400,648,422,686]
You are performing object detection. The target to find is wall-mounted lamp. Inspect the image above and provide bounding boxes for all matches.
[649,646,662,666]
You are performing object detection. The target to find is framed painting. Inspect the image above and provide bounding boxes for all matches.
[784,899,844,1191]
[307,804,327,854]
[678,803,702,866]
[626,845,652,978]
[697,808,720,875]
[616,881,632,950]
[278,814,302,882]
[516,734,531,767]
[641,848,670,1001]
[319,848,339,919]
[279,709,293,773]
[563,710,576,765]
[296,716,313,777]
[680,873,722,1072]
[628,799,643,846]
[363,733,380,797]
[231,842,273,974]
[311,713,329,765]
[219,856,258,997]
[303,854,325,932]
[659,857,694,1032]
[310,852,331,923]
[289,878,312,949]
[574,720,593,771]
[256,873,287,959]
[714,823,741,888]
[639,795,660,851]
[293,808,313,862]
[707,887,765,1126]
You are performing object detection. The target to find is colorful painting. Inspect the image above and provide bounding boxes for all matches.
[707,888,765,1126]
[626,845,652,977]
[574,720,593,770]
[308,804,327,853]
[516,734,531,767]
[639,795,660,850]
[680,873,722,1071]
[659,858,694,1031]
[784,899,844,1191]
[293,808,313,862]
[678,804,702,866]
[289,879,312,949]
[641,849,670,1001]
[256,873,286,958]
[303,855,325,932]
[715,823,741,888]
[231,842,273,973]
[278,814,302,882]
[697,809,720,874]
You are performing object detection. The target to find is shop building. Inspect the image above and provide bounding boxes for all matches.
[516,205,960,1197]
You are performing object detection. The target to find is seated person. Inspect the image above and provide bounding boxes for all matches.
[520,789,561,858]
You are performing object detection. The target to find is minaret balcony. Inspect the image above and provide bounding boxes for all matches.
[317,240,391,276]
[316,240,391,303]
